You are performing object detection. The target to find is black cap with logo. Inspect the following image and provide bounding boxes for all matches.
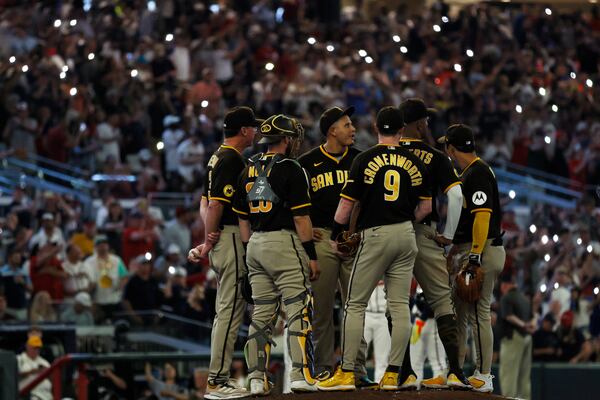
[223,106,260,137]
[437,124,475,152]
[399,98,437,124]
[319,106,355,136]
[376,106,404,135]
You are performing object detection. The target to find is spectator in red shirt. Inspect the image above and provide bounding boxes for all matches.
[29,243,67,301]
[121,212,158,268]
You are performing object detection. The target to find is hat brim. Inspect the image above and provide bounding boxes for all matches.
[426,107,438,117]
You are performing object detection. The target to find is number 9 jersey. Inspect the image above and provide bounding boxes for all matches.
[341,144,431,230]
[233,153,312,232]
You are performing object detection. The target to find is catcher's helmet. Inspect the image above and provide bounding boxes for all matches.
[258,114,304,144]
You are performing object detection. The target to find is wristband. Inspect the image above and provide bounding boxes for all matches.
[302,240,318,261]
[330,221,347,241]
[468,253,482,265]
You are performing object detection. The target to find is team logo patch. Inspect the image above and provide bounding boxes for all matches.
[261,124,271,133]
[472,191,487,205]
[224,185,235,197]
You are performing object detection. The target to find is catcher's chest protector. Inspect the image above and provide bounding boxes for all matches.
[247,155,281,204]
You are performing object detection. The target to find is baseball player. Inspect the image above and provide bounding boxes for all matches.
[298,106,373,387]
[410,291,447,382]
[438,124,506,393]
[317,106,432,391]
[233,114,320,395]
[395,98,470,389]
[188,106,259,399]
[363,280,390,382]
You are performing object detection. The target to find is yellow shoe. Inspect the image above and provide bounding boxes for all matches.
[422,375,447,389]
[399,374,419,391]
[447,372,471,389]
[316,367,356,391]
[378,371,399,391]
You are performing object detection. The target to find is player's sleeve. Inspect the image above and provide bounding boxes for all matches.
[413,159,431,200]
[340,155,364,202]
[438,154,462,194]
[285,161,312,216]
[466,168,493,214]
[232,168,250,220]
[209,155,244,204]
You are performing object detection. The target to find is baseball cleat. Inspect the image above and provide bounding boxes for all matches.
[316,367,356,391]
[447,371,471,389]
[356,375,379,389]
[398,373,419,390]
[468,370,494,393]
[378,371,399,391]
[422,375,448,389]
[205,380,249,399]
[291,380,318,393]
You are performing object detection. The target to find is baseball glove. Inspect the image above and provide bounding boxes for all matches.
[335,231,361,257]
[455,260,484,303]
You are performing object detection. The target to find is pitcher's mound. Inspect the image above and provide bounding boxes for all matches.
[266,390,508,399]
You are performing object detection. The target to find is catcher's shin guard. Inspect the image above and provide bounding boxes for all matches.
[286,291,316,384]
[245,299,280,384]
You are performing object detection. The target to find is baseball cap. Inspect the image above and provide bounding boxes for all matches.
[223,106,260,135]
[27,335,43,348]
[42,212,54,221]
[319,106,355,136]
[167,243,181,254]
[94,234,109,245]
[399,98,437,124]
[134,254,153,264]
[437,124,475,152]
[376,106,404,135]
[163,115,180,127]
[74,292,92,307]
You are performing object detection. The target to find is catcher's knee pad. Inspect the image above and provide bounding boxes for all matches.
[245,299,280,376]
[285,291,316,384]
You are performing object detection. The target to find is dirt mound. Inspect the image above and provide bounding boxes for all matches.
[265,389,508,399]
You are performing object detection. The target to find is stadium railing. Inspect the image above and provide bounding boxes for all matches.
[17,351,285,400]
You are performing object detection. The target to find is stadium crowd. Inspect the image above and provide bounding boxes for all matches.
[1,0,600,398]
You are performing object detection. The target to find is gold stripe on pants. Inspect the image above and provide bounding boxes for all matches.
[341,222,417,371]
[246,230,311,382]
[312,228,367,375]
[208,225,247,383]
[414,223,454,318]
[454,240,505,374]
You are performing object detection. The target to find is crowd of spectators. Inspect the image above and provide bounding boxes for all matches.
[1,0,600,398]
[0,0,599,195]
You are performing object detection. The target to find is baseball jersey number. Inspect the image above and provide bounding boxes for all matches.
[245,182,273,213]
[384,170,401,202]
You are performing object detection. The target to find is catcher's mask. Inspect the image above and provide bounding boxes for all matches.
[258,114,305,157]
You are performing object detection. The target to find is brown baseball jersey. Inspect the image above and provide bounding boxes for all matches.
[233,153,311,232]
[298,145,361,228]
[202,145,246,227]
[341,144,431,230]
[399,138,461,224]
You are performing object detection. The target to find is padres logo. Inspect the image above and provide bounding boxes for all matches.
[472,191,487,205]
[261,124,271,133]
[224,185,235,197]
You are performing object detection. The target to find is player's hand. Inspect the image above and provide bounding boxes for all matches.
[199,242,213,259]
[309,260,320,281]
[188,246,204,263]
[426,232,453,247]
[207,231,221,245]
[312,229,323,242]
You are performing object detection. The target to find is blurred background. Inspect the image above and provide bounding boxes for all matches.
[0,0,599,399]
